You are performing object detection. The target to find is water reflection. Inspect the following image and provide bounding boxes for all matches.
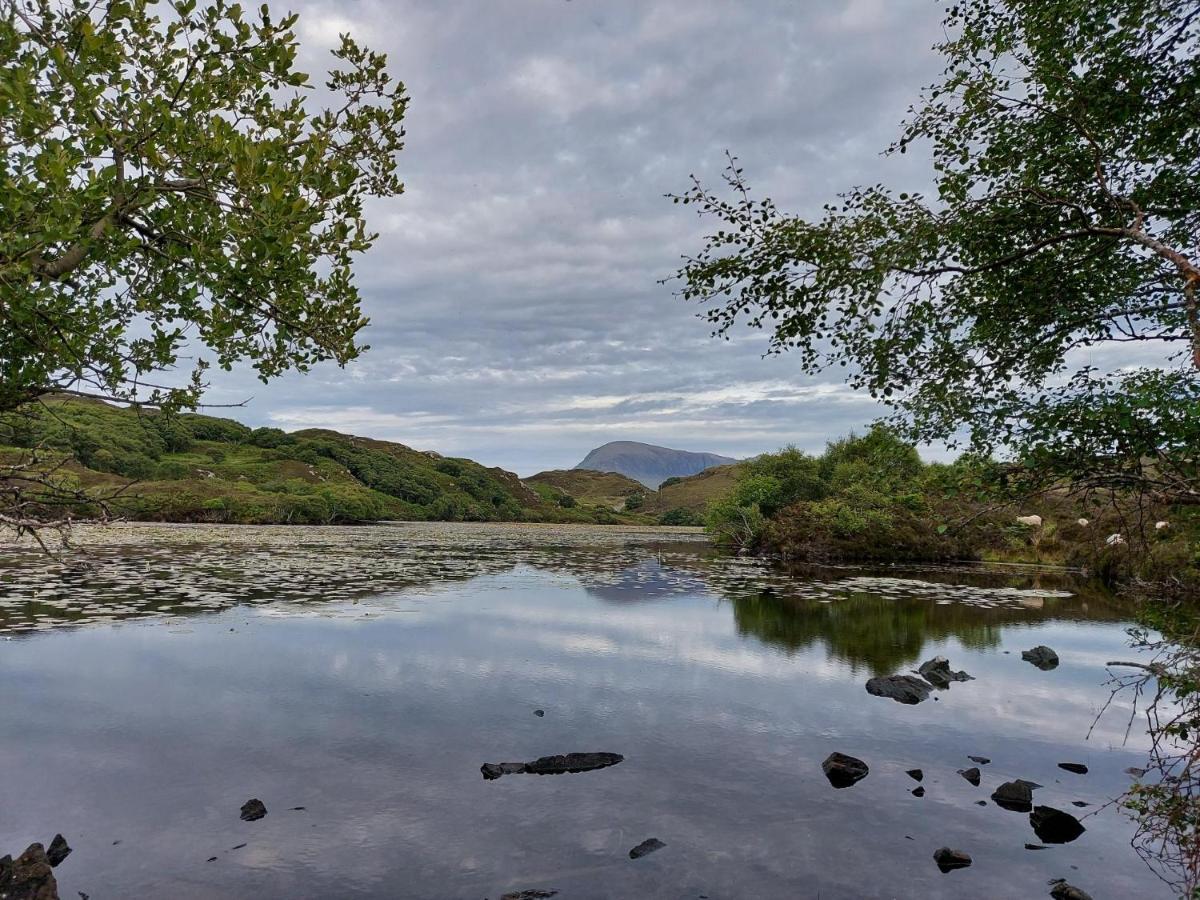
[0,523,1168,899]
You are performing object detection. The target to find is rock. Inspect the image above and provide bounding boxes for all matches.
[822,752,869,788]
[906,768,923,782]
[958,767,981,786]
[917,656,974,688]
[1155,521,1170,531]
[0,843,59,900]
[933,847,972,872]
[865,674,932,704]
[482,753,624,780]
[911,786,925,798]
[45,836,70,868]
[1058,763,1088,775]
[1125,767,1147,777]
[975,800,988,806]
[1030,806,1086,844]
[239,799,267,822]
[501,892,558,900]
[289,807,306,811]
[1016,515,1043,527]
[1070,801,1090,808]
[992,780,1034,813]
[533,709,545,717]
[207,857,217,862]
[230,843,247,851]
[628,838,666,859]
[1016,779,1044,790]
[1021,646,1060,670]
[1025,843,1047,850]
[968,756,991,765]
[1049,879,1094,900]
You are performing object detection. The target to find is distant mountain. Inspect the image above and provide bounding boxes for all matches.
[574,441,738,489]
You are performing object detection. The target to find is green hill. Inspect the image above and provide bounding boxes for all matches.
[523,469,646,510]
[0,397,640,526]
[643,464,744,518]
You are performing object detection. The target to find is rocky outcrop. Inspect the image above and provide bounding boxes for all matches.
[44,836,70,868]
[865,674,932,704]
[0,843,59,900]
[1021,646,1060,670]
[917,656,973,688]
[482,752,624,780]
[821,752,869,788]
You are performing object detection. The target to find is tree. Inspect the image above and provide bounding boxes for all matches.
[0,0,406,535]
[0,0,407,414]
[671,0,1199,501]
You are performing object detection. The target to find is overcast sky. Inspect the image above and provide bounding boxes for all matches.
[202,0,949,476]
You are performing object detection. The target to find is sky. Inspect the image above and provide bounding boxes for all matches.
[201,0,950,476]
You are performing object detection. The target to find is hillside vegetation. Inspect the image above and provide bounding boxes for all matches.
[0,398,642,526]
[523,469,645,510]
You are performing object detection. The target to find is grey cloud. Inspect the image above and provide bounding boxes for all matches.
[201,0,948,474]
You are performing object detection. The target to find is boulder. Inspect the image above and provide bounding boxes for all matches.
[865,675,932,704]
[0,843,59,900]
[44,836,70,868]
[628,838,666,860]
[1049,879,1094,900]
[822,752,869,788]
[991,780,1034,813]
[958,767,981,787]
[968,756,991,765]
[917,657,974,688]
[906,768,923,782]
[239,799,267,821]
[933,847,972,872]
[911,786,925,798]
[1021,646,1060,670]
[482,753,624,780]
[1057,763,1088,775]
[1030,806,1086,844]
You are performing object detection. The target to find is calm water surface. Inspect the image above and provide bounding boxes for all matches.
[0,523,1168,898]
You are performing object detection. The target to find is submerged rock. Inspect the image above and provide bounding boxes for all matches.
[906,768,923,782]
[239,799,267,822]
[822,752,869,788]
[501,891,558,900]
[933,847,972,872]
[1030,806,1086,844]
[918,656,974,688]
[968,756,991,765]
[1025,843,1047,850]
[958,767,981,787]
[533,709,545,718]
[911,786,925,798]
[628,838,666,859]
[0,843,59,900]
[1070,801,1090,808]
[45,836,70,868]
[865,675,932,705]
[482,753,624,780]
[992,780,1034,813]
[1022,646,1060,670]
[1049,879,1094,900]
[1058,763,1088,775]
[1125,767,1147,777]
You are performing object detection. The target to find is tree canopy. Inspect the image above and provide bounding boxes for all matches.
[672,0,1199,499]
[0,0,407,413]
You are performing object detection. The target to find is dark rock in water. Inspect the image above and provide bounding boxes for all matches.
[1016,779,1044,790]
[906,768,923,782]
[45,836,70,868]
[822,752,869,788]
[629,838,666,859]
[958,767,981,786]
[207,857,218,862]
[501,891,558,900]
[933,847,972,872]
[533,709,545,717]
[968,755,991,765]
[482,753,624,780]
[1125,766,1147,777]
[239,799,267,822]
[1030,806,1086,844]
[1049,879,1094,900]
[1021,646,1060,670]
[1025,843,1047,850]
[865,674,932,704]
[992,780,1034,813]
[975,800,988,806]
[230,844,247,851]
[290,807,306,811]
[1070,801,1090,808]
[918,656,974,688]
[1058,763,1088,775]
[0,843,59,900]
[911,786,925,798]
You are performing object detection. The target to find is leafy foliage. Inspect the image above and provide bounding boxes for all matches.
[0,0,408,413]
[672,0,1200,498]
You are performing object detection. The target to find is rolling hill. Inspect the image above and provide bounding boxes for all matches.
[523,469,645,510]
[574,441,737,488]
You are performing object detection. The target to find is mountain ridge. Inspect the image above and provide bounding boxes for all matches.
[574,440,737,489]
